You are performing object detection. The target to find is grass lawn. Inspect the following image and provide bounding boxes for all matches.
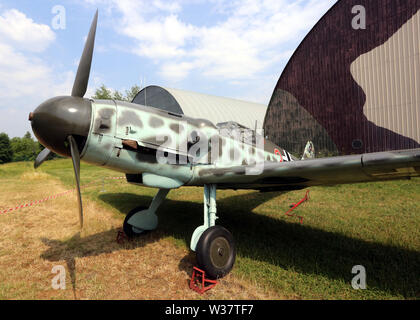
[0,159,419,299]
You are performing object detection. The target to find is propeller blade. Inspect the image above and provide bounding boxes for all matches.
[71,10,98,98]
[67,135,83,229]
[34,148,52,169]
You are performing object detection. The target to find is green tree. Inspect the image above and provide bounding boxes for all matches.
[125,85,141,102]
[0,133,13,164]
[92,84,141,102]
[92,84,113,100]
[112,90,124,101]
[10,131,40,162]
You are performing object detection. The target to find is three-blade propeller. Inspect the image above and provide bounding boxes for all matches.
[72,10,98,98]
[68,135,83,229]
[34,148,52,169]
[34,10,98,229]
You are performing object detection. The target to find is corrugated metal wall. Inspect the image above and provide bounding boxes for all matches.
[264,0,420,156]
[350,9,420,146]
[134,86,267,130]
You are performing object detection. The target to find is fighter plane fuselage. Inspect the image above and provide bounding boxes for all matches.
[80,99,294,190]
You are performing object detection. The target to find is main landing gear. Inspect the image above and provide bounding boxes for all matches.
[190,184,236,279]
[123,184,236,279]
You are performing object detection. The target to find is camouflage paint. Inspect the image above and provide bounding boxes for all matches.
[264,0,420,155]
[79,97,419,192]
[81,99,293,189]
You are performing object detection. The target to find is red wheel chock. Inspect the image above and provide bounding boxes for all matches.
[116,229,127,244]
[189,267,218,294]
[284,190,310,224]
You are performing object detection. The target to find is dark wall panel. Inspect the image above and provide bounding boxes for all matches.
[264,0,420,156]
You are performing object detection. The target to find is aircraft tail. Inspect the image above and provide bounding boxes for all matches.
[301,141,315,160]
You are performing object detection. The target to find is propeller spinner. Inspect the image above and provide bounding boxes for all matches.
[30,10,98,228]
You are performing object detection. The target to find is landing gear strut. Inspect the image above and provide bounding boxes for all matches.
[123,188,169,238]
[191,184,236,279]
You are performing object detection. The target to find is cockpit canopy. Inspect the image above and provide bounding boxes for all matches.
[216,121,263,146]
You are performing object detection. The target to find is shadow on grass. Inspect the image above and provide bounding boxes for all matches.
[41,191,420,298]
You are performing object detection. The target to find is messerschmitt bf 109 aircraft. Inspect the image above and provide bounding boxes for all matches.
[29,12,420,279]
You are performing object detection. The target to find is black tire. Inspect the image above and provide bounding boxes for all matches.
[196,226,236,279]
[123,206,148,238]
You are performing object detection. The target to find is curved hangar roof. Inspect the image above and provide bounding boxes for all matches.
[132,85,267,129]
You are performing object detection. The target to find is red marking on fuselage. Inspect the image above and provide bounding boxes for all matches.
[274,148,283,162]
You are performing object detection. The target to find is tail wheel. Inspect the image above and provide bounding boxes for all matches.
[123,206,148,238]
[196,226,236,279]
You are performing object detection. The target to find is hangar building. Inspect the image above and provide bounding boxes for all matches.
[133,85,267,131]
[264,0,420,156]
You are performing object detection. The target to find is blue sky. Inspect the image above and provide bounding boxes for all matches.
[0,0,336,138]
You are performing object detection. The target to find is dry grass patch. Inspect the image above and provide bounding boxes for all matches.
[20,171,51,181]
[0,166,279,300]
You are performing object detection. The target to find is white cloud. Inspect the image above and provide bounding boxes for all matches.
[153,0,182,13]
[0,9,64,101]
[117,7,197,60]
[0,9,76,137]
[88,0,335,83]
[159,61,195,81]
[0,9,56,52]
[0,41,74,137]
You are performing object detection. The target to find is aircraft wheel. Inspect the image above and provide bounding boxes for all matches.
[196,226,236,279]
[123,206,148,238]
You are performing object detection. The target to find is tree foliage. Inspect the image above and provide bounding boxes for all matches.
[93,84,113,100]
[0,133,13,164]
[0,131,46,164]
[125,85,141,102]
[92,84,141,102]
[10,131,42,162]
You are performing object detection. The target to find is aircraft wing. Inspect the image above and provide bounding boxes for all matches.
[195,149,420,190]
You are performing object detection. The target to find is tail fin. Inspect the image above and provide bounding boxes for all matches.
[301,141,315,160]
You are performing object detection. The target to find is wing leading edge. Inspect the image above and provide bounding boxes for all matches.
[193,149,420,190]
